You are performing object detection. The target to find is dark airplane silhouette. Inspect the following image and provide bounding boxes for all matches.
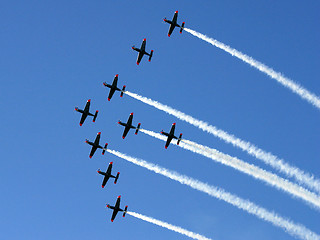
[85,132,108,158]
[75,99,98,126]
[161,123,182,149]
[106,195,128,222]
[97,162,120,188]
[118,113,141,139]
[103,74,126,101]
[164,11,185,37]
[132,38,153,65]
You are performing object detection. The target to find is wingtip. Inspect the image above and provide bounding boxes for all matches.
[116,74,118,77]
[143,38,146,41]
[118,195,121,198]
[88,99,91,102]
[136,62,139,65]
[102,185,104,188]
[122,136,125,139]
[80,123,82,126]
[173,123,176,125]
[89,156,92,159]
[175,10,178,13]
[165,146,168,149]
[168,34,171,37]
[98,132,101,135]
[108,98,110,101]
[130,112,133,115]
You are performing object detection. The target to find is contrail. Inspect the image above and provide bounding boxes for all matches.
[124,90,320,194]
[139,129,320,209]
[184,28,320,110]
[127,211,212,240]
[106,148,320,240]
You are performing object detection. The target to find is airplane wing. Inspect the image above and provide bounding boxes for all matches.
[111,209,118,222]
[89,146,97,158]
[122,126,131,139]
[165,136,172,149]
[108,88,116,101]
[140,39,146,51]
[172,11,178,23]
[102,175,110,188]
[84,100,90,112]
[136,52,144,65]
[79,113,88,126]
[168,24,175,36]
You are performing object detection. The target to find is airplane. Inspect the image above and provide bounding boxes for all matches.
[85,132,108,158]
[97,162,120,188]
[118,112,141,139]
[132,38,154,65]
[103,74,126,101]
[160,123,182,149]
[106,195,128,222]
[163,11,185,37]
[75,99,98,126]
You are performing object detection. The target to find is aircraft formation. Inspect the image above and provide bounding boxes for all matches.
[75,11,185,223]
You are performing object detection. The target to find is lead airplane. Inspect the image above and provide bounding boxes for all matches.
[161,123,182,149]
[85,132,108,158]
[75,99,98,126]
[106,195,128,222]
[103,74,126,101]
[132,38,153,65]
[118,112,141,139]
[97,162,120,188]
[163,11,185,37]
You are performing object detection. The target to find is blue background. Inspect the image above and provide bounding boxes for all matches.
[0,1,319,239]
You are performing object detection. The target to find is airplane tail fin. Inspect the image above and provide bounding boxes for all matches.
[135,123,141,135]
[177,133,183,145]
[123,206,128,217]
[114,172,120,184]
[180,22,185,33]
[102,143,108,155]
[120,85,126,97]
[93,110,98,122]
[148,50,153,62]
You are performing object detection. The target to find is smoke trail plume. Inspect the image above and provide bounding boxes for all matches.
[106,149,320,240]
[139,129,320,209]
[124,90,320,194]
[127,211,211,240]
[184,28,320,110]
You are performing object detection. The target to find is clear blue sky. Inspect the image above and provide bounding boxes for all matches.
[1,1,319,239]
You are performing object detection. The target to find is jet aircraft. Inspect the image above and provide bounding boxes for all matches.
[118,112,141,139]
[106,195,128,222]
[85,132,108,158]
[75,99,98,126]
[132,38,153,65]
[103,74,126,101]
[164,11,185,37]
[161,123,182,149]
[97,162,120,188]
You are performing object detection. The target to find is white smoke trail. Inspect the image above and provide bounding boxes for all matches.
[106,149,320,240]
[139,129,320,209]
[184,28,320,110]
[127,211,212,240]
[124,90,320,194]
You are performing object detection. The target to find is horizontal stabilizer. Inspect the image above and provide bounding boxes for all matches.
[148,50,153,62]
[93,110,98,122]
[123,206,128,217]
[135,123,141,135]
[180,22,185,33]
[177,133,182,145]
[120,85,126,97]
[102,143,108,155]
[114,172,120,184]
